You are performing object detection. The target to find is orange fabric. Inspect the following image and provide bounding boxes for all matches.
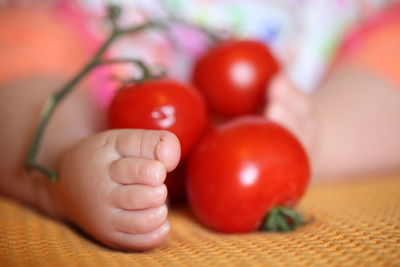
[350,21,400,87]
[338,4,400,88]
[0,172,399,266]
[0,5,88,86]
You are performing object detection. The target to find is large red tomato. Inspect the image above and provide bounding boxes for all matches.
[186,116,310,233]
[164,162,187,205]
[192,40,279,117]
[107,79,208,158]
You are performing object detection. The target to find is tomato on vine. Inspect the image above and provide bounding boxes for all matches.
[186,116,310,233]
[107,79,209,159]
[192,40,279,117]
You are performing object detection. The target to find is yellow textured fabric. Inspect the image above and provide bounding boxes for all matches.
[1,173,399,267]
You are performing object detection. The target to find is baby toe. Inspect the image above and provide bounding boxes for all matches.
[109,184,167,210]
[112,129,181,172]
[109,157,166,186]
[112,205,168,234]
[113,221,170,251]
[154,131,181,172]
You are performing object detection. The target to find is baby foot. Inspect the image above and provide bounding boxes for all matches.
[48,129,180,251]
[264,73,315,157]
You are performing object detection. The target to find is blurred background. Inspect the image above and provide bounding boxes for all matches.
[0,0,399,106]
[72,0,398,92]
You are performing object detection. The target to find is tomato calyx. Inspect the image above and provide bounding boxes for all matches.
[261,207,305,232]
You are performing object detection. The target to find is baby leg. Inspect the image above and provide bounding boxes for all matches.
[0,76,180,251]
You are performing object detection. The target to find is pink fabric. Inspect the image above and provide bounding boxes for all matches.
[336,2,400,60]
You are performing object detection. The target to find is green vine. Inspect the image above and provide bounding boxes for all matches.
[25,7,162,181]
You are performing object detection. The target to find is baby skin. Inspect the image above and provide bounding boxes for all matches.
[51,129,180,251]
[0,77,180,251]
[265,62,400,178]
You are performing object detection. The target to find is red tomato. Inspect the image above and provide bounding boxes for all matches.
[165,162,187,205]
[186,116,310,233]
[192,40,279,117]
[107,79,208,158]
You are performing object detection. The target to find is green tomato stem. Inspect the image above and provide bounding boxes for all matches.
[97,58,153,81]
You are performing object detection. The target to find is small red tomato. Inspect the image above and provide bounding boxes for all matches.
[192,40,279,117]
[107,79,208,158]
[186,116,310,233]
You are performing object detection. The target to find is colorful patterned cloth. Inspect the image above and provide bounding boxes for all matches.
[1,0,398,106]
[76,0,398,93]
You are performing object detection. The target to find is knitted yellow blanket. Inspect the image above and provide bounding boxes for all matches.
[1,173,399,266]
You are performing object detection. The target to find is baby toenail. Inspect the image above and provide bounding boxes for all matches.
[152,205,167,219]
[152,185,166,199]
[159,221,170,235]
[155,140,163,161]
[150,163,164,184]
